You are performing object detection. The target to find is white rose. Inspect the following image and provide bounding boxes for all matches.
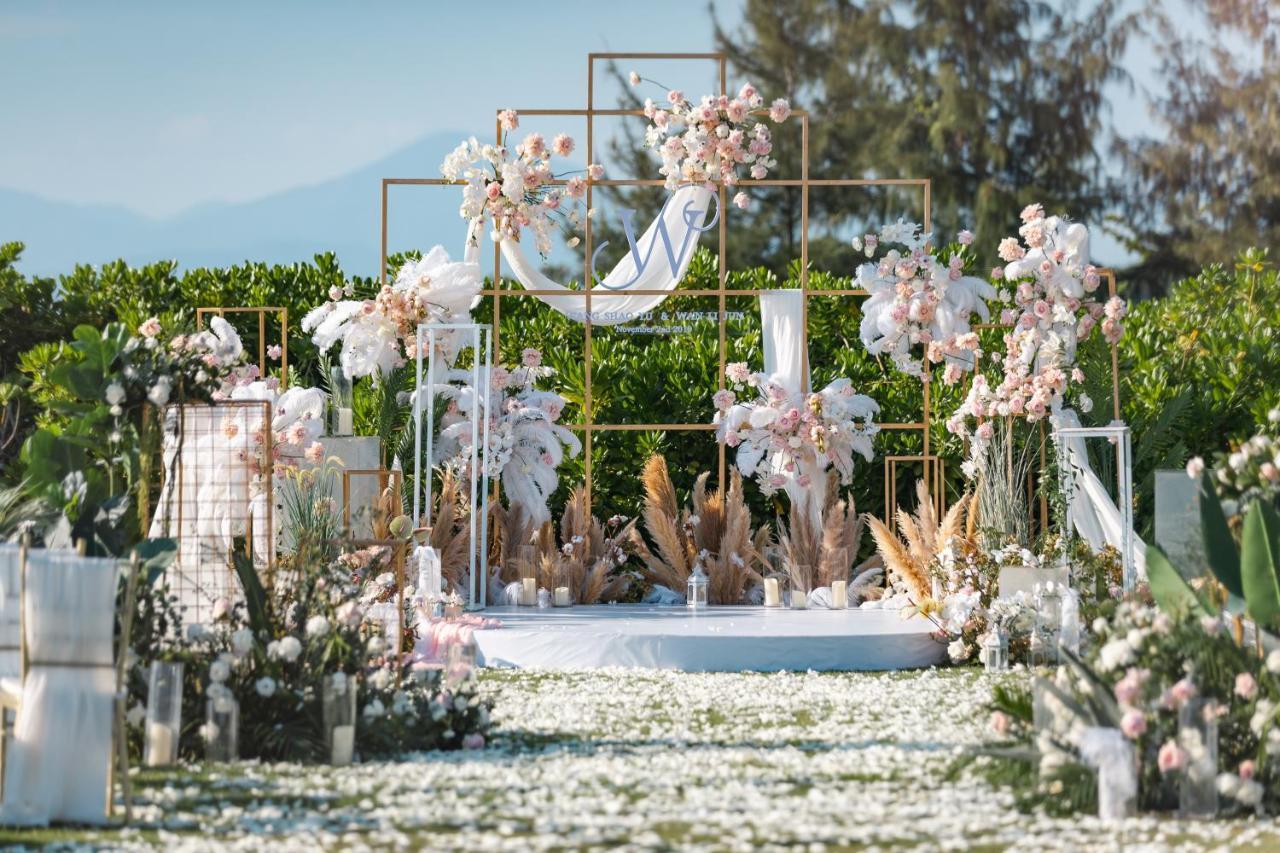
[275,635,302,663]
[255,677,276,697]
[147,377,172,407]
[105,382,126,406]
[230,628,254,656]
[305,615,330,639]
[209,660,230,683]
[1266,649,1280,674]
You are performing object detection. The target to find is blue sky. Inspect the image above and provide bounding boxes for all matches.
[0,1,1178,269]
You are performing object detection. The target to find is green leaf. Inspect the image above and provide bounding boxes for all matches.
[231,544,271,638]
[131,537,177,586]
[1240,500,1280,629]
[1199,470,1243,597]
[1146,543,1214,618]
[21,429,87,487]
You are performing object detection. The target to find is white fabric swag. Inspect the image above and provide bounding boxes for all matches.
[1,551,120,826]
[0,545,21,680]
[466,185,716,324]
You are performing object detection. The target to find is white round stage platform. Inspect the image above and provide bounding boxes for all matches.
[471,605,947,672]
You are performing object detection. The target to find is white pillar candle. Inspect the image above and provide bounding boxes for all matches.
[791,589,807,609]
[330,724,355,766]
[337,408,354,436]
[830,581,848,610]
[146,722,175,766]
[763,578,780,607]
[521,577,537,606]
[554,586,571,607]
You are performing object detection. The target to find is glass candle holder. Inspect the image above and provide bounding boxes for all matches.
[1032,584,1063,667]
[446,638,477,687]
[790,569,809,609]
[1178,698,1219,818]
[519,545,538,607]
[330,366,354,436]
[144,660,184,766]
[322,673,358,766]
[686,562,709,610]
[204,693,239,763]
[762,576,782,608]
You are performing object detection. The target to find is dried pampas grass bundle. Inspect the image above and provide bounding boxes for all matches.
[865,480,974,602]
[630,456,769,604]
[775,474,866,594]
[510,485,636,604]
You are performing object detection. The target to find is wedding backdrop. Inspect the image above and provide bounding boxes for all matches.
[1,36,1279,849]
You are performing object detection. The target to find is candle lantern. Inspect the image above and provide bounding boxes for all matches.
[144,661,184,766]
[981,627,1010,673]
[330,366,354,436]
[1178,698,1219,818]
[204,693,239,763]
[686,561,709,610]
[323,673,358,766]
[1031,582,1063,666]
[519,545,538,607]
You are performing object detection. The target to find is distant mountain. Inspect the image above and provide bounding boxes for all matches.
[0,131,469,278]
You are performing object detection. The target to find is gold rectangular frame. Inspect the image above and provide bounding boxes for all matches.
[341,468,404,535]
[380,52,934,523]
[884,455,946,524]
[197,306,290,390]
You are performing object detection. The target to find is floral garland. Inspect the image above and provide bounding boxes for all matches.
[854,220,995,382]
[441,111,602,256]
[632,73,790,209]
[434,348,580,524]
[946,205,1127,459]
[302,246,481,379]
[713,362,879,496]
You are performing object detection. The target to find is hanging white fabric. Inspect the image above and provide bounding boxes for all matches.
[760,290,826,522]
[1054,408,1147,580]
[466,185,716,325]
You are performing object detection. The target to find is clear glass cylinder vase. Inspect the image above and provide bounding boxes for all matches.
[204,693,239,763]
[1178,698,1219,818]
[322,673,358,766]
[144,660,184,766]
[1031,584,1063,666]
[330,366,354,436]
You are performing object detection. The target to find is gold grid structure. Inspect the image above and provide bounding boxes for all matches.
[196,306,290,390]
[381,52,936,521]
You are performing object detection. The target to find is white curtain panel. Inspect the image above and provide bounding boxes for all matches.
[0,545,20,680]
[1,551,119,826]
[467,185,715,325]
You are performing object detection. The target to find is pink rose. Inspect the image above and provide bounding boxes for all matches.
[997,237,1025,263]
[1239,760,1256,780]
[1120,709,1147,739]
[498,109,518,131]
[733,192,750,210]
[552,133,574,157]
[1235,672,1258,700]
[1157,740,1187,773]
[990,710,1010,735]
[267,344,282,360]
[1171,677,1197,706]
[588,164,605,181]
[768,98,791,122]
[521,348,542,367]
[1019,203,1044,223]
[305,441,324,463]
[957,229,974,246]
[138,317,162,338]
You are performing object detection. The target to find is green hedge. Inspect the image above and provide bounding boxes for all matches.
[3,240,1275,537]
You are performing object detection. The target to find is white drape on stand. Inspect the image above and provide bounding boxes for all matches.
[0,551,119,826]
[467,185,716,324]
[0,545,20,680]
[1054,408,1147,580]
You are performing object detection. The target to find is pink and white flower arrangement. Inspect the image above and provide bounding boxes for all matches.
[302,246,481,379]
[713,363,879,496]
[441,112,601,257]
[635,77,789,202]
[434,349,581,526]
[946,206,1125,461]
[855,220,996,380]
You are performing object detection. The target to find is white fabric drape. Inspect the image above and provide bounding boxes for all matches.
[469,185,716,324]
[759,291,827,521]
[0,551,119,826]
[1054,408,1147,580]
[0,545,20,680]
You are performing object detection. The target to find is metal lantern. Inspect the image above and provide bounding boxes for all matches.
[1031,583,1063,667]
[686,562,709,610]
[981,627,1009,673]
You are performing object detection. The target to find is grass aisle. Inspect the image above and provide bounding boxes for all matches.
[3,668,1278,850]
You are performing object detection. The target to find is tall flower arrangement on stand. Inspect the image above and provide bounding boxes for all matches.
[433,348,580,528]
[441,112,602,256]
[713,363,879,498]
[855,221,995,382]
[631,74,790,209]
